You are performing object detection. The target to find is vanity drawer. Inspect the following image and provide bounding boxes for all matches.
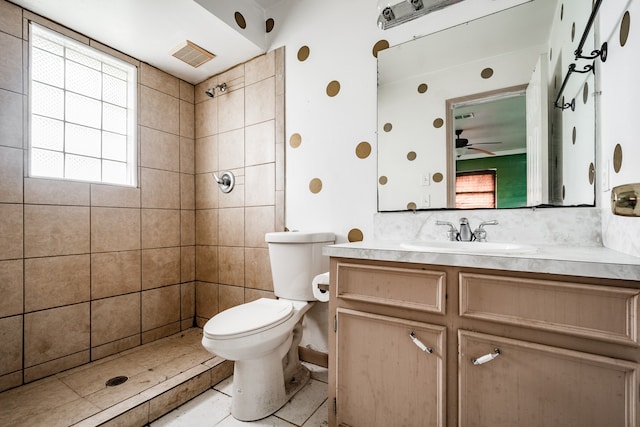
[336,262,446,314]
[459,273,640,345]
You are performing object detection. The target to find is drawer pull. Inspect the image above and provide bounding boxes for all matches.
[472,348,501,365]
[409,331,433,354]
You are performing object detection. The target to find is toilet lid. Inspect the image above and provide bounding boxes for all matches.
[203,298,294,339]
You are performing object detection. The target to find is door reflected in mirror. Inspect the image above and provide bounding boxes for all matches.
[449,88,527,209]
[377,0,596,212]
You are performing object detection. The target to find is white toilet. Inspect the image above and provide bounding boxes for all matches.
[201,231,335,421]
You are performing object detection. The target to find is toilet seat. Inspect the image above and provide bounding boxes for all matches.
[203,298,294,340]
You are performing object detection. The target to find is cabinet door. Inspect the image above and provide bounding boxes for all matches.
[336,308,446,427]
[459,330,639,427]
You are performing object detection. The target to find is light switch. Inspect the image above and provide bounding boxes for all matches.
[602,161,610,191]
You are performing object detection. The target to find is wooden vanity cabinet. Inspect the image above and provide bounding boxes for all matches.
[457,272,640,427]
[458,330,638,427]
[329,260,448,427]
[328,257,640,427]
[336,308,446,427]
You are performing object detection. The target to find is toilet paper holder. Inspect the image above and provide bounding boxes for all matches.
[312,272,330,302]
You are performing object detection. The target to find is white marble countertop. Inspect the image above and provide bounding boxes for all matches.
[324,241,640,281]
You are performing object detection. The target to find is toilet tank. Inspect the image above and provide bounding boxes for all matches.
[265,231,335,301]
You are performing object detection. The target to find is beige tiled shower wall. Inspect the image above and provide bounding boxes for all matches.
[0,0,285,393]
[0,1,200,391]
[193,48,285,327]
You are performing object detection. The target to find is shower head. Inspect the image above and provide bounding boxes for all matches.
[204,83,227,98]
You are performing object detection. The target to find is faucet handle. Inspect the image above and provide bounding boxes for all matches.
[436,220,459,241]
[473,220,498,242]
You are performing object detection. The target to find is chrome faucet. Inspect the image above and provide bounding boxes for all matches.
[473,220,498,242]
[435,220,459,241]
[436,218,498,242]
[458,217,473,241]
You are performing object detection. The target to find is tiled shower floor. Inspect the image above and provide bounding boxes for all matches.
[0,328,328,426]
[0,328,232,426]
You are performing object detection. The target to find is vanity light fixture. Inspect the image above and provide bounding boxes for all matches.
[377,0,464,30]
[409,0,424,11]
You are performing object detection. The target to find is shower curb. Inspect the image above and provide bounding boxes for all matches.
[72,357,233,427]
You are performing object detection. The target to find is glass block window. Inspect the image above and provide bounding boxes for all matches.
[29,23,137,186]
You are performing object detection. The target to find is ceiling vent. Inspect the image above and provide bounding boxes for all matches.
[455,112,475,120]
[171,40,215,68]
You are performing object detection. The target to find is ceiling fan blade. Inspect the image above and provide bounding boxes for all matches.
[470,141,502,145]
[468,147,496,155]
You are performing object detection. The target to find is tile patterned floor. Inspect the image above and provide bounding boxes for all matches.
[151,364,329,427]
[0,328,327,426]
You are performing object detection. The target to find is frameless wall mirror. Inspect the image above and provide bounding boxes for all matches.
[377,0,597,212]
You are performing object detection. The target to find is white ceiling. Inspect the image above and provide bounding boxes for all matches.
[12,0,552,158]
[11,0,286,84]
[11,0,541,88]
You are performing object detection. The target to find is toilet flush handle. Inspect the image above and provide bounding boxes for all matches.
[409,331,433,354]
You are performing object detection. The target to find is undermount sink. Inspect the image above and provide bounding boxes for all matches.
[400,241,538,254]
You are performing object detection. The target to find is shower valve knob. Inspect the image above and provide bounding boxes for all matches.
[212,171,235,193]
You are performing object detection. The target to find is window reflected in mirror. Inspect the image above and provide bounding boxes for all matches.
[455,170,496,209]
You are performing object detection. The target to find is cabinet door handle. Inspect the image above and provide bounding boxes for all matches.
[409,331,433,354]
[471,348,501,365]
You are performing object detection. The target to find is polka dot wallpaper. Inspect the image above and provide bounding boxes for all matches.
[355,141,372,159]
[309,178,323,194]
[262,0,640,255]
[265,18,275,33]
[234,11,247,29]
[480,67,494,79]
[599,2,640,254]
[372,40,389,58]
[265,0,532,242]
[547,0,597,206]
[347,228,364,242]
[289,133,302,148]
[326,80,341,97]
[297,46,310,62]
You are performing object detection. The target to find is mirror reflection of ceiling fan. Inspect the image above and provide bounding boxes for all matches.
[455,129,502,156]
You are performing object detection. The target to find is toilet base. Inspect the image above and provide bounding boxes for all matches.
[284,362,311,404]
[229,334,311,421]
[230,358,311,421]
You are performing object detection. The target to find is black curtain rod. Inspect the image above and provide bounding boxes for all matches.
[554,0,607,110]
[575,0,603,60]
